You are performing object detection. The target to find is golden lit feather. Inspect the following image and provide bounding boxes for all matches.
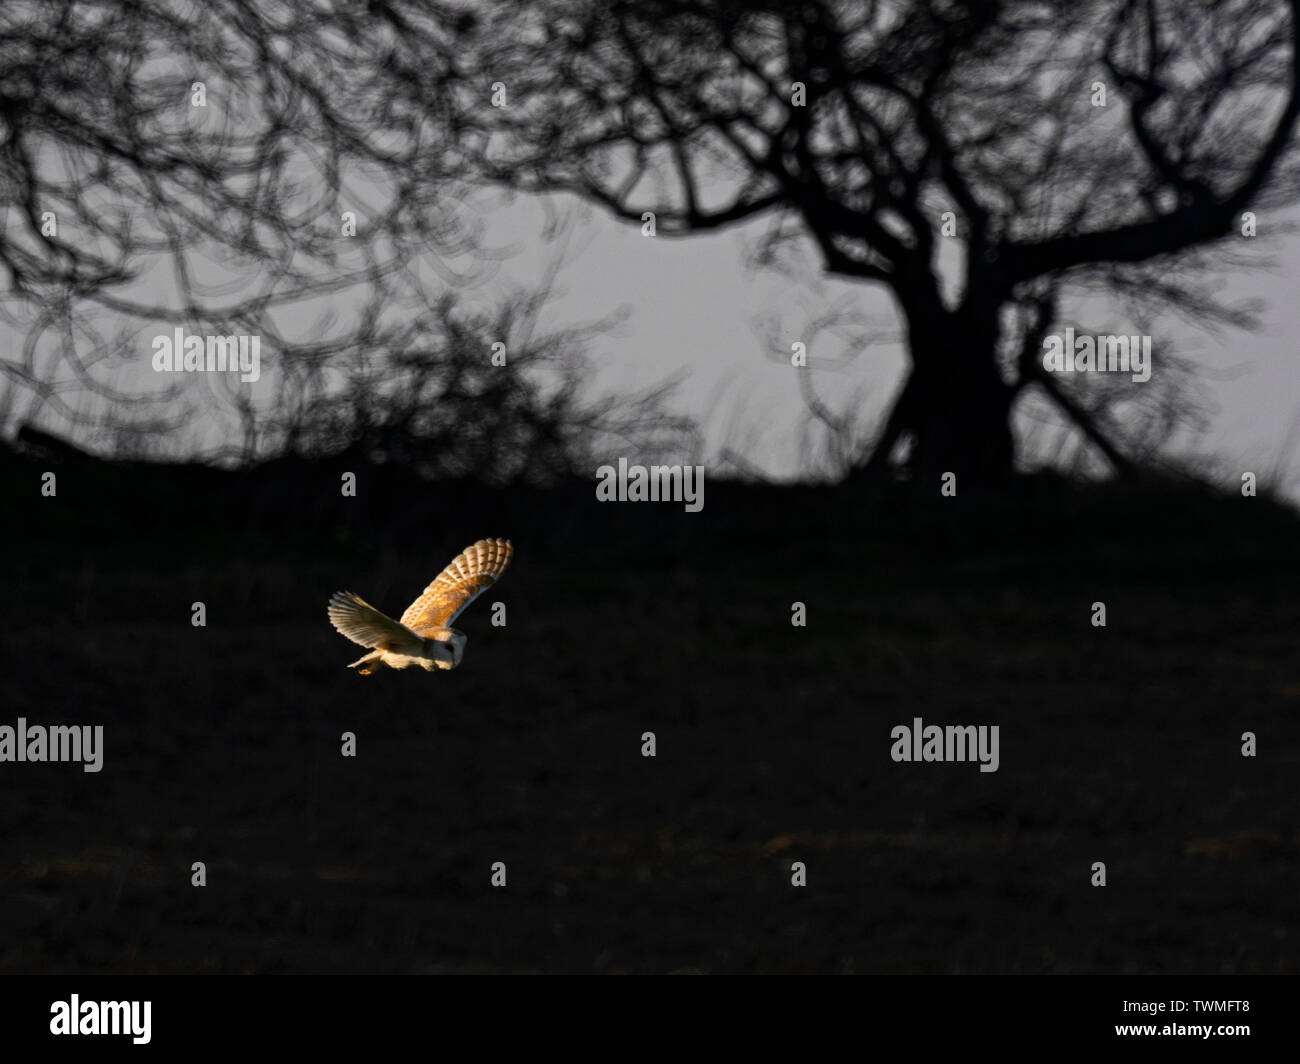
[327,538,512,674]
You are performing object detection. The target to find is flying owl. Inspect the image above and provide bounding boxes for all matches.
[328,538,512,674]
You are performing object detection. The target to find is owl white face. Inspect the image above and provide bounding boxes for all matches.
[448,630,467,668]
[424,630,466,670]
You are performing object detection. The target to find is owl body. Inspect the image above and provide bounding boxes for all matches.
[347,629,465,674]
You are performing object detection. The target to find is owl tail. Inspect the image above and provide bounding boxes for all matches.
[347,650,383,675]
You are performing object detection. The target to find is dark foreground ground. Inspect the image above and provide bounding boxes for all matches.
[1,446,1297,973]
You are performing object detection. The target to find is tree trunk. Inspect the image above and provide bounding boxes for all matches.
[904,307,1016,496]
[848,370,917,487]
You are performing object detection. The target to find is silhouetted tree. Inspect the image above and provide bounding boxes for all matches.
[0,0,693,477]
[452,0,1300,491]
[270,261,696,485]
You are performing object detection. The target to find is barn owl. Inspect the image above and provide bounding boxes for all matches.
[328,538,512,674]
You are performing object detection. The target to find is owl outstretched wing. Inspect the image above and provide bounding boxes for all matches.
[399,538,513,635]
[328,591,423,651]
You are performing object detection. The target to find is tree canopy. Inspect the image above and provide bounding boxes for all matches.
[453,0,1300,487]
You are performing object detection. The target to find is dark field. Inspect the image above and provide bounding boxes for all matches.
[2,451,1298,973]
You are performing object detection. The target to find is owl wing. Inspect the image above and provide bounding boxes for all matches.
[399,538,513,635]
[328,591,423,651]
